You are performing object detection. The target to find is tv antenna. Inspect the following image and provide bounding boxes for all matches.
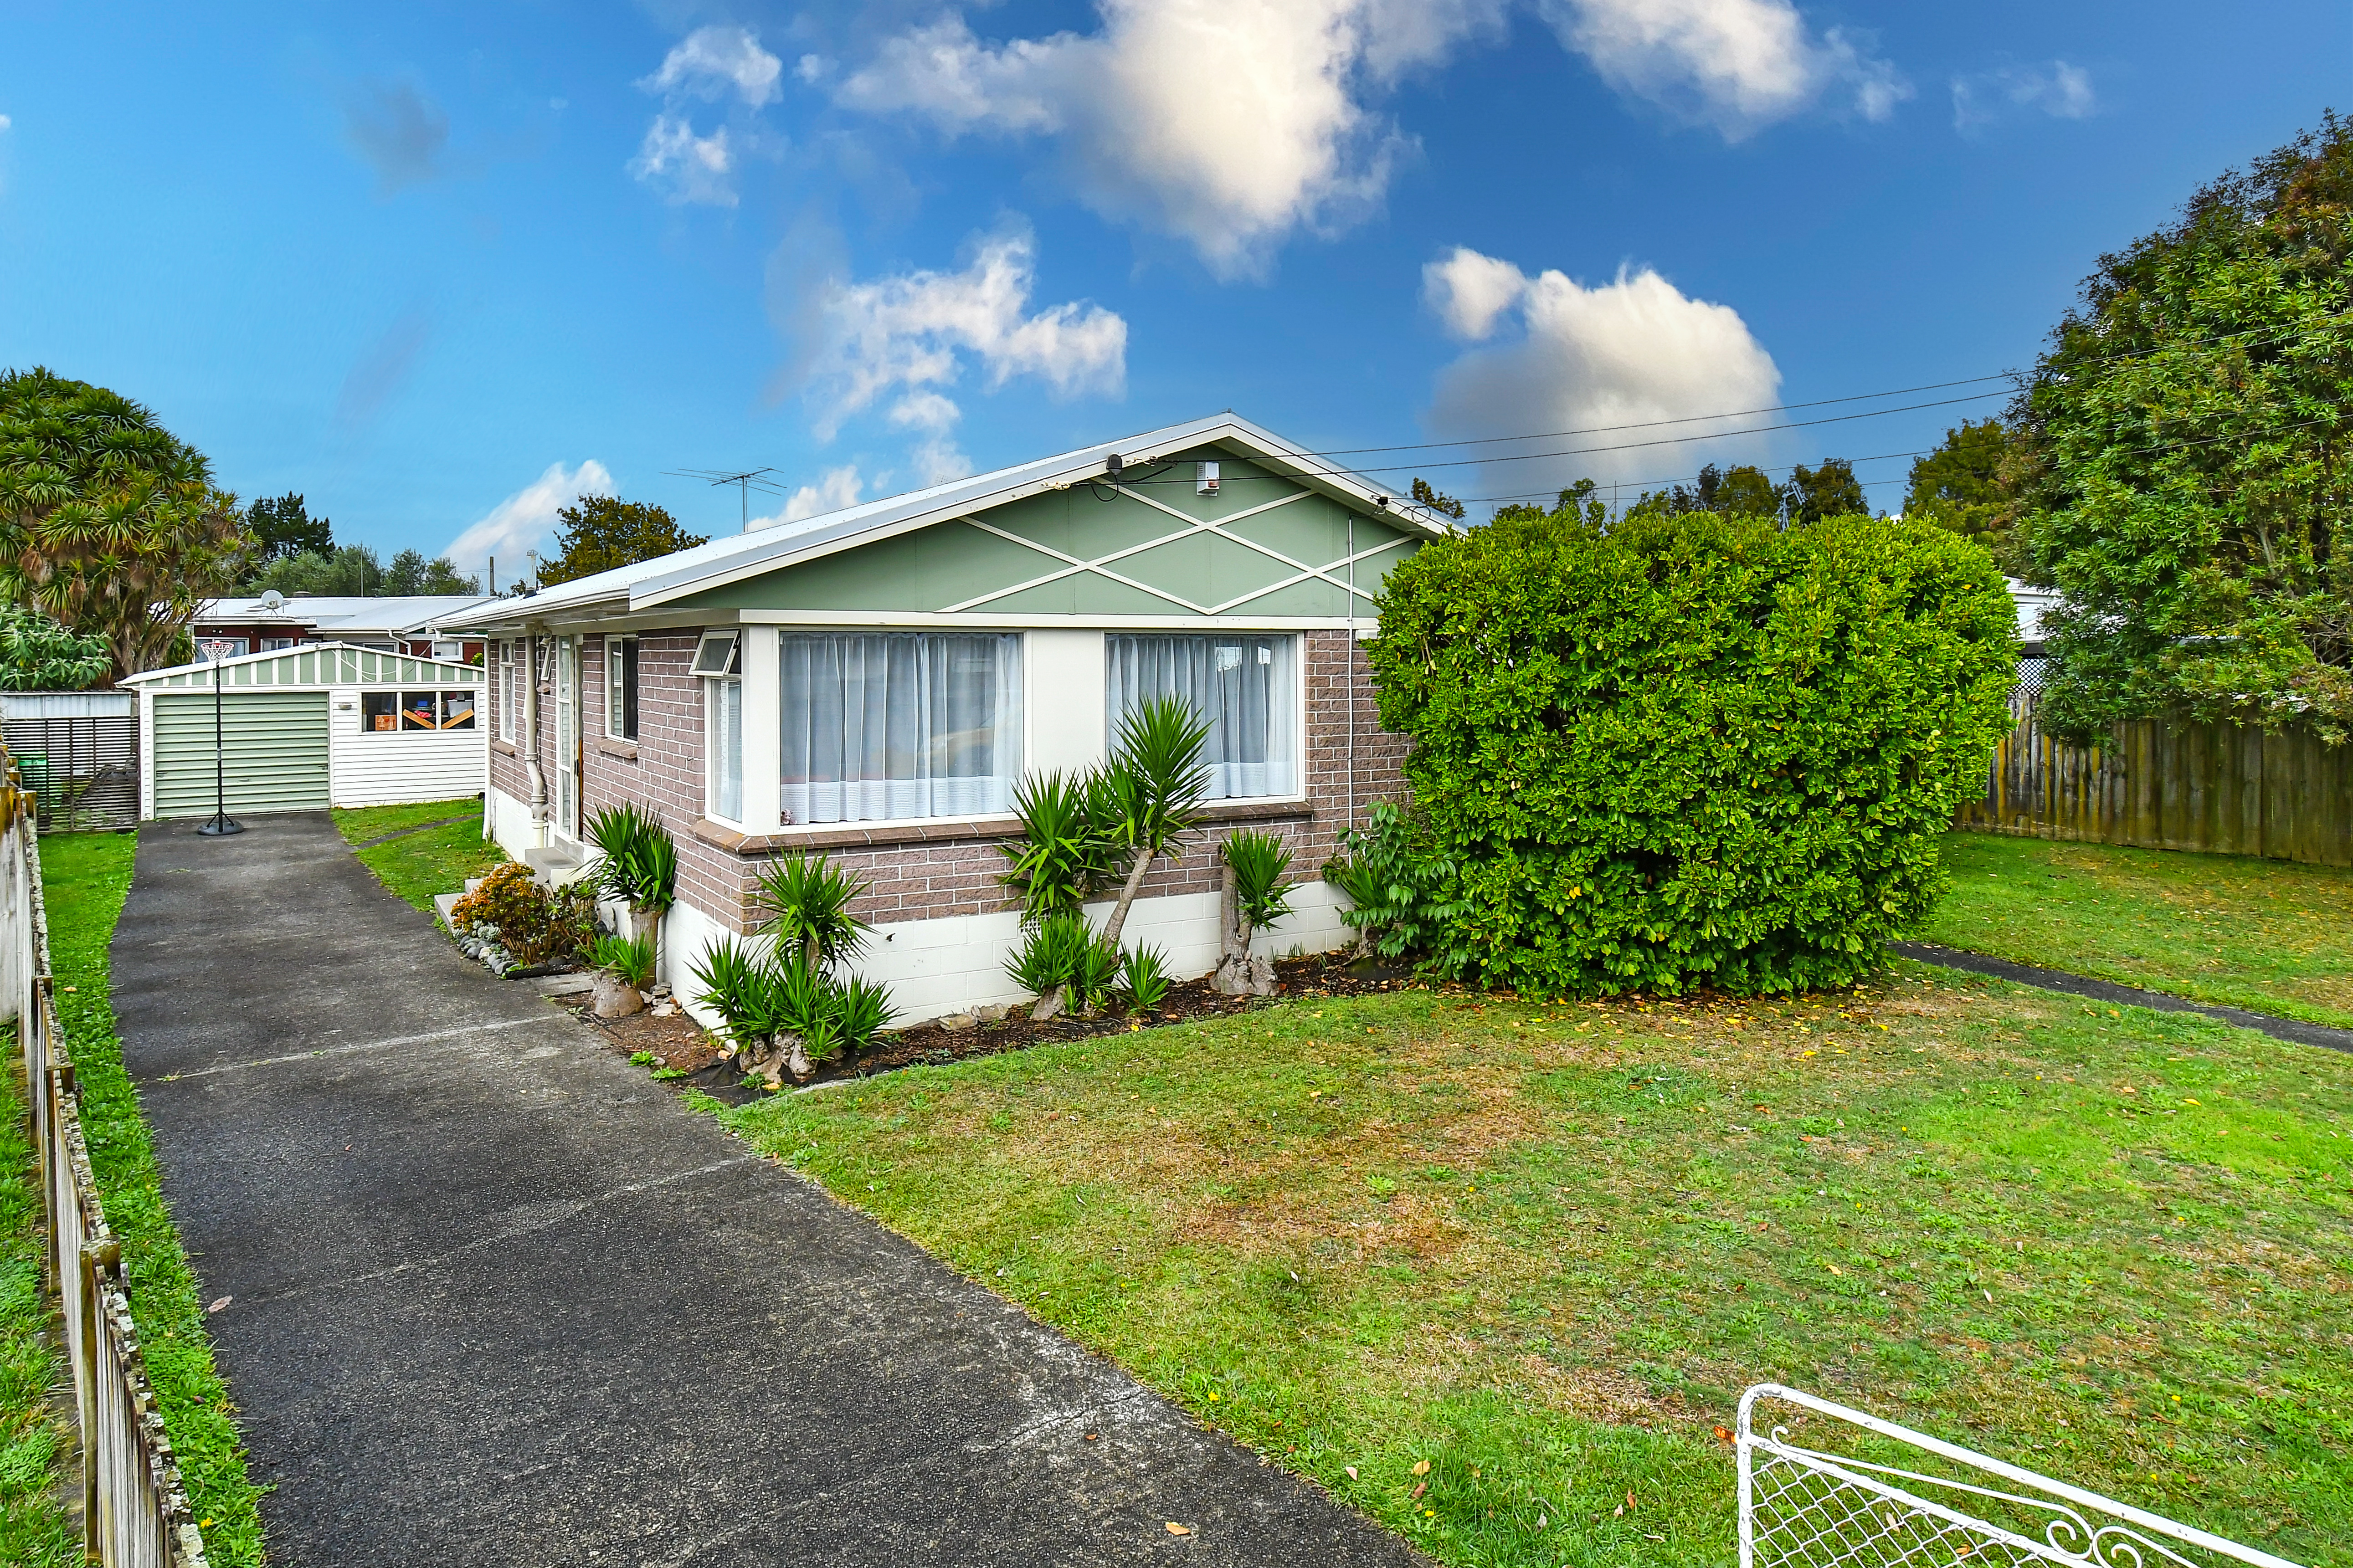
[667,467,788,531]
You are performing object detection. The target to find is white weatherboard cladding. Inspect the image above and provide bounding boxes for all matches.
[152,690,330,817]
[129,644,485,692]
[329,688,487,808]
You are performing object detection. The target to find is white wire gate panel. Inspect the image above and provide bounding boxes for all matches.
[1738,1385,2301,1568]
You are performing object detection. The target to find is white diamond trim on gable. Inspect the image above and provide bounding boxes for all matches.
[940,485,1389,618]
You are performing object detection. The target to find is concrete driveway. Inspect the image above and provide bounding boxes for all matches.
[113,812,1421,1567]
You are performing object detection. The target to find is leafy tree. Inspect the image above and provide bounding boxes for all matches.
[2014,113,2353,742]
[244,492,332,567]
[0,603,110,690]
[537,498,709,587]
[1625,462,1791,523]
[1494,478,1610,527]
[248,545,384,598]
[1783,457,1868,523]
[0,368,248,679]
[1904,420,2016,552]
[1408,477,1467,521]
[383,548,478,595]
[1367,507,2017,997]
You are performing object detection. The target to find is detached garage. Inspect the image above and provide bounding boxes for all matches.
[125,642,485,819]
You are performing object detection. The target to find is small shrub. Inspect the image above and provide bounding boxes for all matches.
[689,936,770,1051]
[1121,944,1172,1010]
[591,932,656,989]
[999,770,1115,923]
[1369,507,2019,995]
[1322,802,1454,962]
[448,862,596,968]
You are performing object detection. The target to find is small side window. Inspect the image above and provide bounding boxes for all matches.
[440,691,476,730]
[362,693,399,733]
[690,630,740,677]
[401,692,438,730]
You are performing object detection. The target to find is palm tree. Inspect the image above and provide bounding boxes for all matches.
[0,368,248,679]
[1092,696,1212,950]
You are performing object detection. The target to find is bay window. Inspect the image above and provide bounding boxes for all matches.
[1105,634,1297,799]
[779,632,1022,824]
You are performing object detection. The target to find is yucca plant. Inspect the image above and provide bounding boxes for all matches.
[999,769,1114,924]
[754,852,870,970]
[837,974,898,1052]
[1070,934,1125,1016]
[1215,830,1294,996]
[688,937,768,1053]
[590,932,657,990]
[1121,944,1173,1011]
[1005,910,1094,998]
[769,950,839,1040]
[1093,696,1211,951]
[589,801,677,914]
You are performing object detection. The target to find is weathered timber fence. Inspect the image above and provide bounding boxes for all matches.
[1956,715,2353,867]
[6,758,212,1565]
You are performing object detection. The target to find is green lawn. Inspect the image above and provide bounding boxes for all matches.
[1,1057,73,1566]
[41,833,265,1565]
[332,797,504,912]
[1920,832,2353,1027]
[718,970,2352,1568]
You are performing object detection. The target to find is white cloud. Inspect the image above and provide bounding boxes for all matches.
[751,465,868,530]
[444,460,614,577]
[834,0,1506,278]
[0,115,12,133]
[642,26,784,108]
[1952,61,2095,132]
[629,115,734,206]
[889,393,975,487]
[1421,246,1780,493]
[799,224,1126,441]
[1536,0,1907,138]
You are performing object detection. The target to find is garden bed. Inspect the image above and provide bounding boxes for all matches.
[578,952,1421,1104]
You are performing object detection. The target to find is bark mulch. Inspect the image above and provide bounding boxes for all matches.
[570,952,1422,1107]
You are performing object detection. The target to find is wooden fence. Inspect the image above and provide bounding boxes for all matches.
[1955,714,2353,867]
[6,755,213,1565]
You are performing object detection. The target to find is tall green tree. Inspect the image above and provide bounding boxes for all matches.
[244,492,332,566]
[0,603,110,690]
[2015,113,2353,742]
[0,368,248,678]
[1782,457,1868,523]
[1408,477,1467,520]
[1904,420,2016,552]
[248,544,384,598]
[537,498,709,586]
[383,548,478,595]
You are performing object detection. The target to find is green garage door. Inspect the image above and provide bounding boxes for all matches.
[153,691,330,818]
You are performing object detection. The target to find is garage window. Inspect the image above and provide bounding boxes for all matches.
[361,692,477,733]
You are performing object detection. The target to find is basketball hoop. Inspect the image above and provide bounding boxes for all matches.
[195,639,243,836]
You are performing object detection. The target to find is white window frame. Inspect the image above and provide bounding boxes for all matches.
[772,629,1025,830]
[1103,631,1304,803]
[701,632,745,827]
[606,635,637,742]
[497,641,517,742]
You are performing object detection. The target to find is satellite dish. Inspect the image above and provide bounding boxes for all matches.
[259,589,286,611]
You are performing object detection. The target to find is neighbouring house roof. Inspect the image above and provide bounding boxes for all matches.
[455,412,1456,633]
[123,641,485,691]
[195,594,496,638]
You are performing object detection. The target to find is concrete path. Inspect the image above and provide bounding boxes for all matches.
[1889,941,2353,1055]
[114,814,1421,1568]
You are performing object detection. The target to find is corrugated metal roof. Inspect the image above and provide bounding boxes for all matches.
[122,641,486,691]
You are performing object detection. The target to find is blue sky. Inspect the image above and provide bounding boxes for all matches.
[0,2,2342,577]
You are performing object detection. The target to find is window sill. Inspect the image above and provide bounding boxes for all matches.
[491,739,519,757]
[685,796,1309,858]
[690,814,1027,855]
[595,737,639,762]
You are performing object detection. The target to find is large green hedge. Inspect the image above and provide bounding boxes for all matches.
[1368,509,2018,996]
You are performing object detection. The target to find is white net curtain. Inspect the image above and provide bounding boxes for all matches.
[1105,634,1296,799]
[779,632,1023,824]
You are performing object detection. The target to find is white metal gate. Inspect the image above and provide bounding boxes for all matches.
[1739,1384,2300,1568]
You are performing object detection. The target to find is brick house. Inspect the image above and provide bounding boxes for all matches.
[457,413,1447,1024]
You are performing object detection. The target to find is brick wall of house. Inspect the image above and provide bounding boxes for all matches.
[493,626,1410,938]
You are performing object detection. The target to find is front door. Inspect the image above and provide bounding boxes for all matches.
[554,635,581,842]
